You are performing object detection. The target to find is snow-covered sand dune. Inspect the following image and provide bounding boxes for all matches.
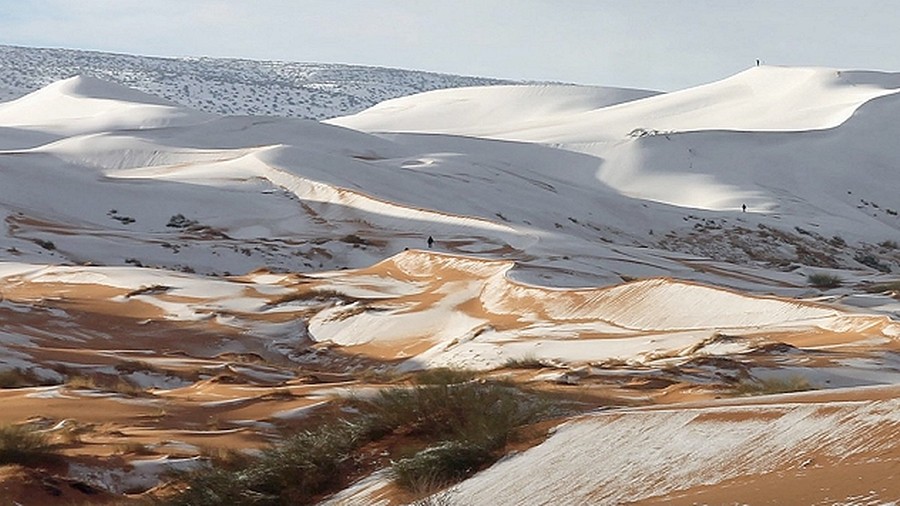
[332,66,900,137]
[0,76,213,134]
[333,66,900,217]
[0,70,898,503]
[307,250,897,369]
[440,386,900,505]
[2,73,898,292]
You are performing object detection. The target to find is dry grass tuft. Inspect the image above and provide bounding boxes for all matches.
[0,425,58,466]
[733,375,815,396]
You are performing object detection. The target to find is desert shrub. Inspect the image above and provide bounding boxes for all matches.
[164,467,249,506]
[167,422,367,506]
[393,440,494,492]
[411,368,476,385]
[733,375,814,396]
[503,355,545,369]
[243,423,365,504]
[828,235,847,247]
[338,234,368,245]
[854,253,892,273]
[360,381,563,492]
[0,368,48,388]
[115,441,155,456]
[0,424,57,466]
[807,273,842,289]
[879,240,898,250]
[864,281,900,293]
[358,381,557,445]
[795,245,839,268]
[167,213,198,228]
[66,373,147,396]
[168,381,567,505]
[34,239,56,251]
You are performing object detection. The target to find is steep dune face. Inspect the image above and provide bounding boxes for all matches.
[596,89,900,212]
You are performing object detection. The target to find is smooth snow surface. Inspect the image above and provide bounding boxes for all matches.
[333,66,900,213]
[0,76,212,134]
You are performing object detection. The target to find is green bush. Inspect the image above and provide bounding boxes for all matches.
[411,368,476,385]
[359,381,556,446]
[167,422,366,506]
[0,424,57,466]
[393,441,494,492]
[167,380,567,504]
[807,273,842,289]
[358,381,562,493]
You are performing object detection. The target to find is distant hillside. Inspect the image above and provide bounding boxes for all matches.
[0,44,514,119]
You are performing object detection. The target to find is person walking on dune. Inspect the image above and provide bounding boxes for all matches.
[427,236,435,249]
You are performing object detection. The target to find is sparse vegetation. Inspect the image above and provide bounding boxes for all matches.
[829,235,846,247]
[0,424,57,466]
[115,441,155,456]
[864,280,900,294]
[165,376,568,505]
[410,367,477,385]
[807,272,842,289]
[854,252,892,273]
[504,355,546,369]
[392,440,494,492]
[66,373,147,396]
[339,233,368,245]
[361,378,562,494]
[733,375,815,396]
[168,417,376,505]
[33,239,56,251]
[0,368,48,388]
[167,213,198,229]
[125,284,172,298]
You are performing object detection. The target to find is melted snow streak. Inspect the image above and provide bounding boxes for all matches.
[0,44,513,120]
[448,397,900,505]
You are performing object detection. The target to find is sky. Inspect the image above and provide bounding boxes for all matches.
[2,0,900,91]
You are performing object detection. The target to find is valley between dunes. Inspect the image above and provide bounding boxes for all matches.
[0,66,897,504]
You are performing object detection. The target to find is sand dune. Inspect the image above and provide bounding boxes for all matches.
[0,76,213,134]
[307,250,898,369]
[332,66,900,137]
[0,72,898,503]
[441,385,900,505]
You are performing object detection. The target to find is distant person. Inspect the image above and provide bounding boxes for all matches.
[427,236,434,248]
[756,59,760,66]
[742,204,747,213]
